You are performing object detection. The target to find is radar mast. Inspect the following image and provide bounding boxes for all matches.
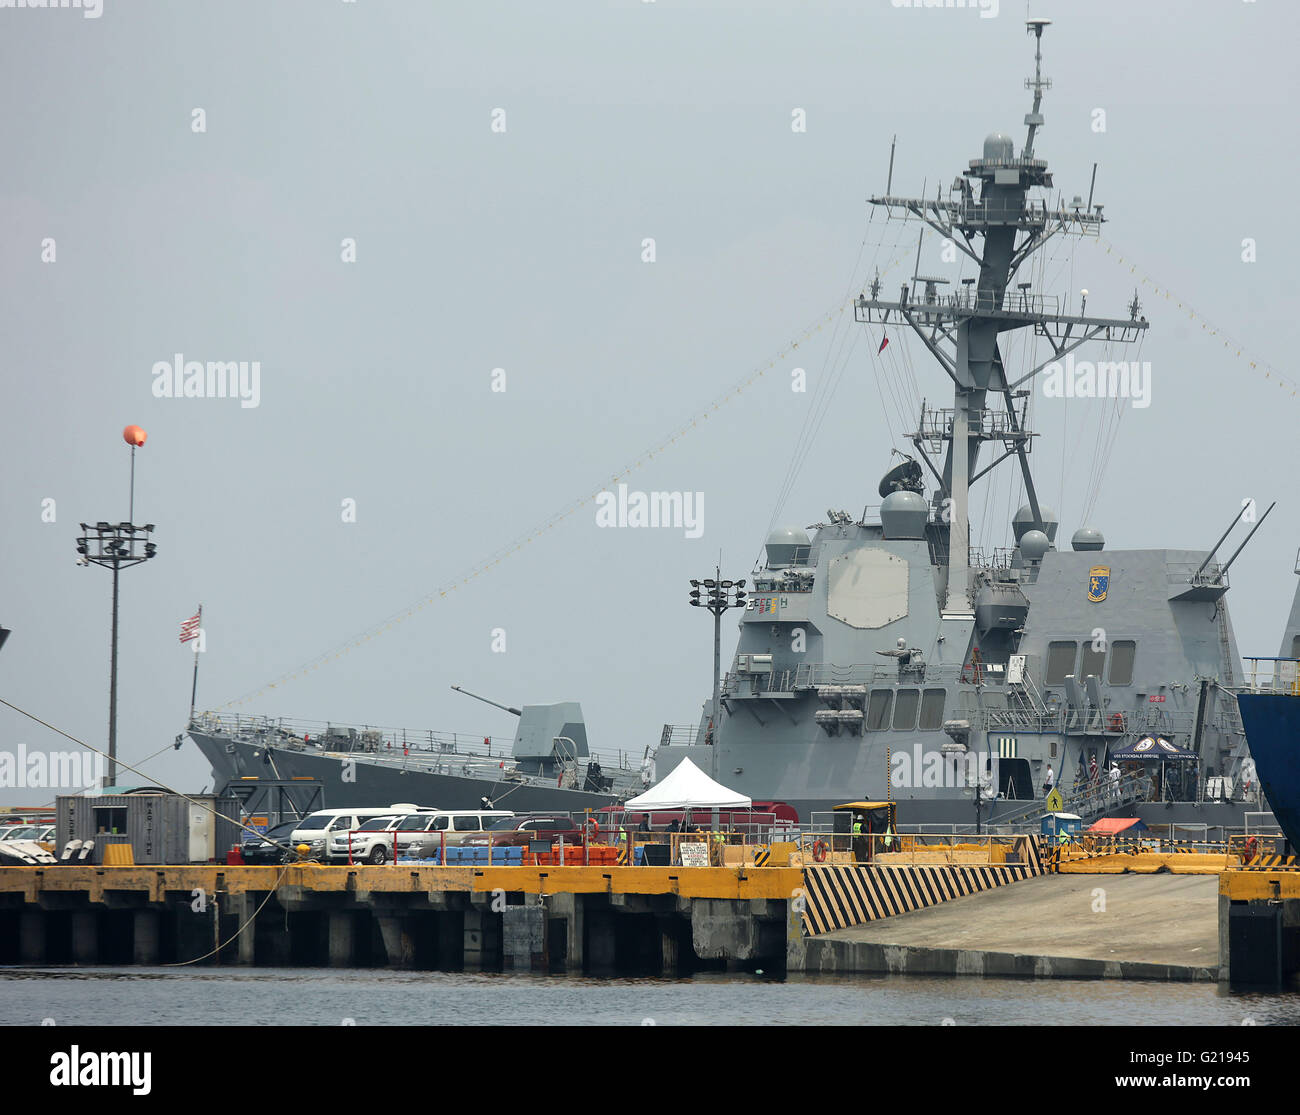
[855,18,1147,617]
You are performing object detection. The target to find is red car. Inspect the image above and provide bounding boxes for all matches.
[461,815,583,848]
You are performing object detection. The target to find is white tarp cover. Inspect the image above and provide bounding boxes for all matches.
[623,757,751,810]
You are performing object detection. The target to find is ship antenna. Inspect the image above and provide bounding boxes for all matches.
[1023,18,1052,158]
[886,134,896,196]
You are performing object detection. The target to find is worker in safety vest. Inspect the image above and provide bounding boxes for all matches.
[851,815,867,863]
[711,830,726,866]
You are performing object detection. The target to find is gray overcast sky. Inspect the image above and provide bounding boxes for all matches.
[2,0,1297,805]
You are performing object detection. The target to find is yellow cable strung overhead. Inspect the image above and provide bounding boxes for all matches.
[1095,235,1297,396]
[219,245,922,709]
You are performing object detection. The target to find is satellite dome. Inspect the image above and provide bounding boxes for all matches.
[1020,529,1051,562]
[1012,503,1059,543]
[1071,526,1105,552]
[983,132,1015,161]
[880,490,928,540]
[765,526,810,567]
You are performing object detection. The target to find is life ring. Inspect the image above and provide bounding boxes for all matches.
[812,839,829,864]
[1108,713,1124,732]
[1243,835,1259,864]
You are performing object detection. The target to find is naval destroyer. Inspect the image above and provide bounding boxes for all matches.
[188,20,1272,833]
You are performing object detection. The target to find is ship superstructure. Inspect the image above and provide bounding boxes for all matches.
[654,20,1261,828]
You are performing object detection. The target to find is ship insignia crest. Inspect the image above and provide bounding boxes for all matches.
[1087,566,1110,603]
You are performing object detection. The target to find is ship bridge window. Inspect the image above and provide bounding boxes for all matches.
[1108,640,1136,686]
[1079,643,1106,681]
[893,689,919,731]
[1045,641,1077,685]
[919,689,946,730]
[866,690,893,731]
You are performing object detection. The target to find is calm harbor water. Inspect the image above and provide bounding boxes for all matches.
[2,967,1298,1026]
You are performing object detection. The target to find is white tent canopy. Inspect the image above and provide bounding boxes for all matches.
[623,757,751,811]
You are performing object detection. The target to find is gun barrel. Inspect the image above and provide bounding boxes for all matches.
[450,685,521,717]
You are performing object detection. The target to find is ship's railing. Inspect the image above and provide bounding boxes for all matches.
[188,711,641,785]
[968,546,1017,571]
[1238,657,1300,695]
[659,724,702,747]
[980,707,1062,732]
[749,577,815,593]
[944,286,1062,317]
[914,407,1028,442]
[1166,561,1228,588]
[789,662,965,689]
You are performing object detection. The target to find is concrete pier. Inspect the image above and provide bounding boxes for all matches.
[3,849,1233,980]
[0,864,800,975]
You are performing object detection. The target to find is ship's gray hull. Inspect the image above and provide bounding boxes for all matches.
[189,732,626,815]
[190,731,1257,832]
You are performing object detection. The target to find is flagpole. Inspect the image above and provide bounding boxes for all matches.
[188,604,202,723]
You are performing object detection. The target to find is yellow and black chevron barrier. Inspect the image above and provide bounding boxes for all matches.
[800,837,1045,937]
[754,845,771,867]
[1241,854,1300,871]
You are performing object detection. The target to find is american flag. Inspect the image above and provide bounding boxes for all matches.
[179,609,202,643]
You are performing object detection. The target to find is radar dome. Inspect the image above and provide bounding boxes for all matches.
[880,490,928,540]
[1071,526,1105,552]
[1020,529,1051,562]
[983,132,1015,161]
[1012,503,1059,543]
[765,526,810,567]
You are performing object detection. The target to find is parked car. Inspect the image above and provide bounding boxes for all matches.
[326,814,409,865]
[288,805,426,861]
[240,820,300,866]
[1,824,56,844]
[461,814,582,849]
[403,811,516,858]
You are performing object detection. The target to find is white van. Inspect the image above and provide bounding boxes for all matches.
[289,805,431,860]
[402,810,514,857]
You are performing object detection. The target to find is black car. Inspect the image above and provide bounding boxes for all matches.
[240,821,298,865]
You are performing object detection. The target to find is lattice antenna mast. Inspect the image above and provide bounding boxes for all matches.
[855,18,1148,617]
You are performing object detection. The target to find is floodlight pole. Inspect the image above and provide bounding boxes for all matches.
[688,567,747,778]
[77,429,158,788]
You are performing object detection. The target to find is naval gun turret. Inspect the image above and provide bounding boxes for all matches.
[451,685,610,792]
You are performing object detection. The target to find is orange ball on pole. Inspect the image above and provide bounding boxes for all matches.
[123,425,147,447]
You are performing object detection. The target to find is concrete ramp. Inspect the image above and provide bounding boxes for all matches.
[800,836,1045,936]
[794,874,1219,980]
